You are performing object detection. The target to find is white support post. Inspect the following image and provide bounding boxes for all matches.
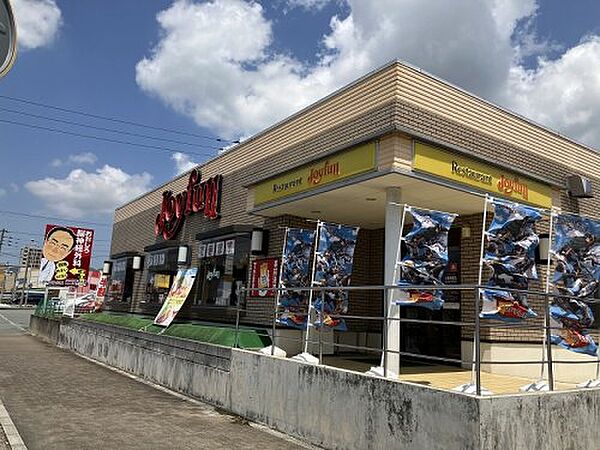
[385,188,402,374]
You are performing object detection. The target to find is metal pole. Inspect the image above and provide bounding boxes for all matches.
[319,289,324,364]
[0,265,6,302]
[20,252,30,306]
[304,222,322,355]
[472,194,490,386]
[544,291,554,391]
[272,228,289,356]
[383,286,389,378]
[234,295,241,349]
[396,205,407,377]
[541,209,556,382]
[474,287,482,396]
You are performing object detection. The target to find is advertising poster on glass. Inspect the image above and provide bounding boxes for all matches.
[277,229,315,329]
[154,268,198,327]
[479,199,542,321]
[549,214,600,356]
[396,208,456,310]
[313,223,359,331]
[251,258,279,297]
[38,224,94,287]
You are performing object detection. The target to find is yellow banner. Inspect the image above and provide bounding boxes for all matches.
[254,143,377,205]
[413,142,553,208]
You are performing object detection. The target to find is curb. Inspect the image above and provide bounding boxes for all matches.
[0,401,27,450]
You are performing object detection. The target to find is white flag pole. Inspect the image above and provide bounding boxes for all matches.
[454,194,492,395]
[303,221,322,355]
[270,227,289,356]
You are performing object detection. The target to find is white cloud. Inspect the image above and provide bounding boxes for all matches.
[11,0,62,49]
[171,152,198,175]
[505,36,600,148]
[0,188,6,198]
[137,0,600,149]
[68,152,97,165]
[50,152,98,168]
[25,165,153,218]
[285,0,333,11]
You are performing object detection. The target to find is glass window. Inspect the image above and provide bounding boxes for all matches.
[144,249,178,304]
[195,235,251,307]
[108,258,133,302]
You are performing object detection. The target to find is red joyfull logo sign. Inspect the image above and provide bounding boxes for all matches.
[155,169,222,240]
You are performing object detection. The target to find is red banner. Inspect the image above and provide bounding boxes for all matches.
[251,258,279,297]
[39,224,94,287]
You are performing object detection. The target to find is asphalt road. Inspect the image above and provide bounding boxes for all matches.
[0,309,308,450]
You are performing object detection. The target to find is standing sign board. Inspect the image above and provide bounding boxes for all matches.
[0,0,16,77]
[38,224,95,287]
[154,268,197,327]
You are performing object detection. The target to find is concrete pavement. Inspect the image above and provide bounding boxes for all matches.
[0,310,308,450]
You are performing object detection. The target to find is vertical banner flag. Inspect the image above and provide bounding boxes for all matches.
[396,208,456,310]
[480,200,541,321]
[313,223,360,331]
[95,274,108,311]
[154,268,198,327]
[277,229,316,329]
[549,214,600,356]
[39,224,94,287]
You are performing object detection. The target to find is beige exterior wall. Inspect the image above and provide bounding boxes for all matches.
[108,61,600,347]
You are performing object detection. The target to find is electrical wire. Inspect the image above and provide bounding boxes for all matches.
[5,230,110,242]
[0,209,110,227]
[0,117,218,157]
[0,106,217,148]
[0,94,239,143]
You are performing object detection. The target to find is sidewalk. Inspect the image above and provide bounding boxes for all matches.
[0,315,306,450]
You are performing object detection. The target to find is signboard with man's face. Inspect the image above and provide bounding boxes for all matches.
[38,224,94,287]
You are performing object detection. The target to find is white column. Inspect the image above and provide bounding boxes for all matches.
[384,187,402,374]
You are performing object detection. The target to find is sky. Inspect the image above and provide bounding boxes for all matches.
[1,0,600,268]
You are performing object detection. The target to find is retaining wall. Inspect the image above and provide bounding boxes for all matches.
[29,316,600,450]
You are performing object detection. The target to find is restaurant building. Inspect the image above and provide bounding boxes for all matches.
[107,60,600,380]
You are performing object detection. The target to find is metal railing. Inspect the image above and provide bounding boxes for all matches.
[232,284,600,396]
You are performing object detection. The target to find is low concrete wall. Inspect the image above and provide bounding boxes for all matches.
[29,314,62,344]
[59,320,232,408]
[29,316,600,450]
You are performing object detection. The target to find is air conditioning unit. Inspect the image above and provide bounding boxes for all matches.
[566,175,594,198]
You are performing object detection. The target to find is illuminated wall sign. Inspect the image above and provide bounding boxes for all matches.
[253,142,376,205]
[413,142,553,208]
[155,169,222,240]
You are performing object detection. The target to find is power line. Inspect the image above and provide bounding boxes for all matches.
[0,209,110,227]
[5,230,110,242]
[0,94,239,143]
[0,106,218,148]
[0,117,218,157]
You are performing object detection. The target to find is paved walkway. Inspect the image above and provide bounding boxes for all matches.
[0,310,306,450]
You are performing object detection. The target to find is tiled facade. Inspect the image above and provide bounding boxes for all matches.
[107,61,600,352]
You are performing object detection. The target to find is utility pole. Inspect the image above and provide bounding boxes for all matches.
[0,228,7,255]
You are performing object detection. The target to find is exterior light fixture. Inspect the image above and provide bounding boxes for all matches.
[537,234,550,264]
[132,255,143,271]
[177,245,189,265]
[461,226,472,239]
[251,229,265,255]
[102,261,112,275]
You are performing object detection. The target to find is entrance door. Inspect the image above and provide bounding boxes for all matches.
[401,228,462,364]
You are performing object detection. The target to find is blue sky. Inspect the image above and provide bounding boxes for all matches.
[1,0,600,268]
